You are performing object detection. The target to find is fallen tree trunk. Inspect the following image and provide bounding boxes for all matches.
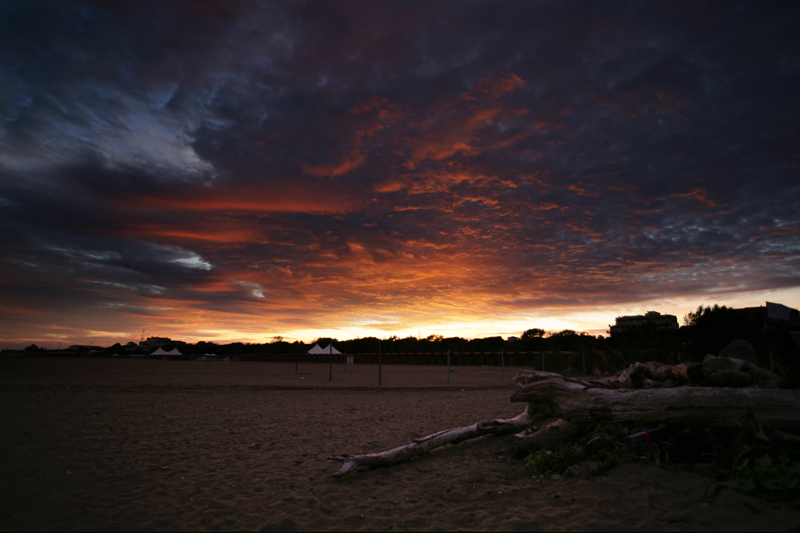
[327,362,799,478]
[514,358,782,391]
[328,408,535,477]
[511,371,800,431]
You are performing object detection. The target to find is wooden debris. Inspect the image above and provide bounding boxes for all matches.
[511,369,800,432]
[512,357,782,391]
[328,357,796,478]
[328,408,535,477]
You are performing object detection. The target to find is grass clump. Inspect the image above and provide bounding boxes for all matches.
[524,443,585,479]
[523,423,637,479]
[521,420,800,502]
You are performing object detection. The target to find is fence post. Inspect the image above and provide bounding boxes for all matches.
[378,340,382,386]
[447,349,450,383]
[501,349,505,381]
[542,352,545,372]
[582,351,586,376]
[329,343,332,382]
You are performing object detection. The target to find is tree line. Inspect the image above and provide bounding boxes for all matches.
[13,304,796,370]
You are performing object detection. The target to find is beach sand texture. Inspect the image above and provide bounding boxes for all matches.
[1,358,798,531]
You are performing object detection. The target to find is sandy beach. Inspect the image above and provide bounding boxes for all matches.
[1,358,798,531]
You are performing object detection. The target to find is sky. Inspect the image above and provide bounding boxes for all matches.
[1,1,799,349]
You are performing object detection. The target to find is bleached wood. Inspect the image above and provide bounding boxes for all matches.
[511,373,800,431]
[328,363,797,478]
[328,408,535,477]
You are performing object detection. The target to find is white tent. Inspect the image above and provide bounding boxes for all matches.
[307,343,341,355]
[151,347,182,356]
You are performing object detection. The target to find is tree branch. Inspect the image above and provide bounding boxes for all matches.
[328,408,535,477]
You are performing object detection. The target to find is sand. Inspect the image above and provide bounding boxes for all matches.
[1,357,798,531]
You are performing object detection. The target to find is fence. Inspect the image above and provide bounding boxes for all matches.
[233,350,617,375]
[19,348,680,375]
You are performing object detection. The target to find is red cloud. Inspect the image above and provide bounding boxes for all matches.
[673,188,722,207]
[460,73,525,101]
[303,148,366,177]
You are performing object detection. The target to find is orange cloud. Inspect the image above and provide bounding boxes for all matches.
[303,148,366,177]
[673,188,722,207]
[460,73,525,101]
[109,181,364,215]
[568,184,601,198]
[399,72,527,167]
[128,228,253,243]
[301,95,408,178]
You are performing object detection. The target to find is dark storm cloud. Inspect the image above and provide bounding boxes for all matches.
[1,0,799,345]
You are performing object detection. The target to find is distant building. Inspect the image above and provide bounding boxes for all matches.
[766,301,800,325]
[68,344,94,351]
[734,302,800,327]
[141,336,172,347]
[609,311,679,336]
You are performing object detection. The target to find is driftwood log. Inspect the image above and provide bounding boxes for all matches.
[548,359,783,390]
[328,359,797,477]
[328,409,535,477]
[511,370,800,432]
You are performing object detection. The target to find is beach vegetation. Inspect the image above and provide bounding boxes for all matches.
[737,453,800,498]
[520,420,800,503]
[524,445,585,479]
[523,423,637,479]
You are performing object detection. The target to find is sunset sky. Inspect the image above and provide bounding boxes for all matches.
[1,1,799,349]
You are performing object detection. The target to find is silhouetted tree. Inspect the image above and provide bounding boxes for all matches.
[546,330,583,351]
[681,304,766,362]
[521,328,546,350]
[521,328,545,340]
[105,343,123,354]
[468,336,505,352]
[442,337,469,352]
[683,305,707,327]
